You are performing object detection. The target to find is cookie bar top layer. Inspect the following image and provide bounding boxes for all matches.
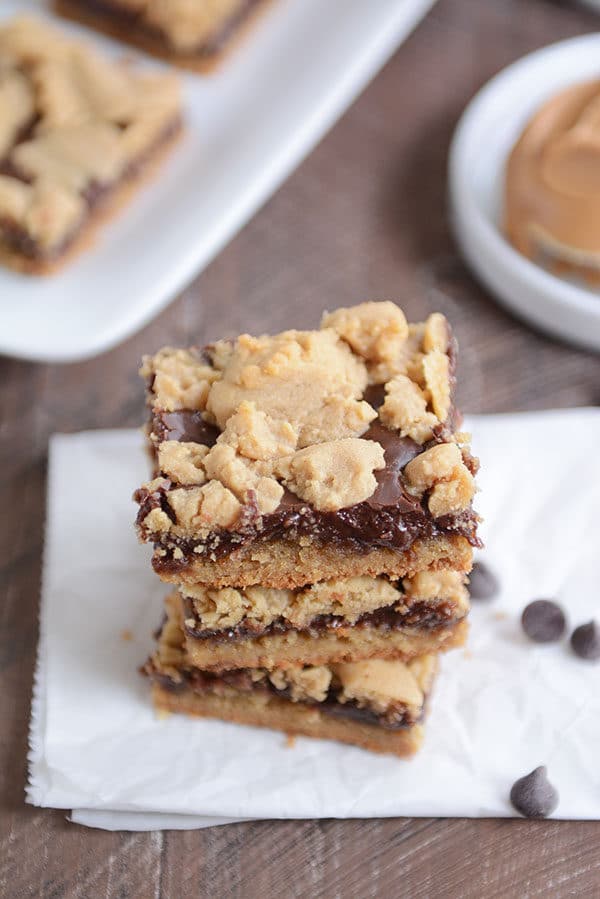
[67,0,255,56]
[181,570,469,643]
[144,596,438,731]
[134,303,480,572]
[0,16,181,264]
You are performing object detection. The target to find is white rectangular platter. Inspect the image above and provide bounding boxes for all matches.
[0,0,436,362]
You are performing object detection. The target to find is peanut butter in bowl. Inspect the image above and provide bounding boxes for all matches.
[505,79,600,281]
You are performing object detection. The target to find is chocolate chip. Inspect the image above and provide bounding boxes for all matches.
[570,620,600,661]
[521,599,566,643]
[469,561,499,600]
[510,766,559,818]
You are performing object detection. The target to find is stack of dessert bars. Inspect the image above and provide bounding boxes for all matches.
[135,302,480,756]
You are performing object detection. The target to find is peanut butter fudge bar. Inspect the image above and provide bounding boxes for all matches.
[0,16,181,273]
[55,0,265,70]
[134,302,480,589]
[180,570,469,670]
[144,594,438,757]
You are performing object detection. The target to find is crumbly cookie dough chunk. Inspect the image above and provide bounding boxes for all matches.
[334,657,434,718]
[322,301,409,368]
[206,329,371,444]
[141,349,219,414]
[404,443,476,518]
[275,438,385,511]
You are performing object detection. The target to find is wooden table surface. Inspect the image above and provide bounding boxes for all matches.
[2,0,600,895]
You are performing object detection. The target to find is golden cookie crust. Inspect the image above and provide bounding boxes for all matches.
[153,534,473,591]
[184,616,468,671]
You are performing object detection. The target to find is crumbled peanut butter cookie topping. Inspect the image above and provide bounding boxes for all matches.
[404,442,476,518]
[141,349,219,413]
[137,302,477,539]
[267,665,332,703]
[274,438,385,512]
[183,570,468,633]
[333,657,434,716]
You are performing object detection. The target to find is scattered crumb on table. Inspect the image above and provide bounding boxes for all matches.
[285,734,297,749]
[120,629,134,641]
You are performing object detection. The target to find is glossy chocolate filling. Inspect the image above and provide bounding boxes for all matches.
[152,410,220,446]
[136,417,480,567]
[70,0,261,56]
[146,663,418,730]
[0,115,182,262]
[182,595,462,644]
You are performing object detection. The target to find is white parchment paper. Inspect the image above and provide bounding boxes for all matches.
[27,411,600,829]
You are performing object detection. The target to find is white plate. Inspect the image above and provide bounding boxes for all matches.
[1,0,436,363]
[449,35,600,353]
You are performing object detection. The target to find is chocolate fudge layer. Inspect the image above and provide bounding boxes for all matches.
[183,612,467,672]
[134,303,481,589]
[0,16,181,273]
[145,597,437,756]
[180,569,469,669]
[55,0,265,71]
[151,683,428,757]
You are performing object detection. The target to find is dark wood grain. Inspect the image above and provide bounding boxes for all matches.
[1,0,600,896]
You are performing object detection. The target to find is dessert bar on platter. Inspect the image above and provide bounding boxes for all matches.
[0,16,181,273]
[55,0,266,70]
